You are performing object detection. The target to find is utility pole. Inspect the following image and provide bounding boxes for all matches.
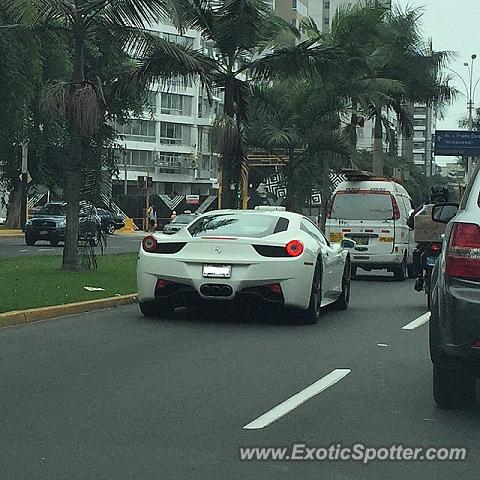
[20,141,28,229]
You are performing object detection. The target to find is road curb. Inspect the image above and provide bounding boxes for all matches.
[0,233,24,238]
[0,294,138,329]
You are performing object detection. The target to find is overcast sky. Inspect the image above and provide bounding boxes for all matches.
[396,0,480,130]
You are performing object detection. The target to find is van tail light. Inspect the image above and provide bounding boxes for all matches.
[142,235,158,252]
[430,243,441,254]
[285,240,304,257]
[445,223,480,280]
[391,195,401,220]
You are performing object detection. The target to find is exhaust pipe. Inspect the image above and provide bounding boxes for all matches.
[200,284,233,297]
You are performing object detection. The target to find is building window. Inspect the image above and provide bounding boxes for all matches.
[160,93,192,116]
[159,122,191,145]
[126,150,154,166]
[414,106,427,116]
[414,153,425,161]
[116,120,156,142]
[324,1,330,8]
[198,127,211,153]
[324,16,330,24]
[164,76,193,90]
[413,118,427,126]
[163,33,194,48]
[146,91,157,113]
[414,142,425,149]
[292,0,297,9]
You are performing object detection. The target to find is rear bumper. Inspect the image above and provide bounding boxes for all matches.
[351,252,404,268]
[136,250,315,309]
[434,277,480,361]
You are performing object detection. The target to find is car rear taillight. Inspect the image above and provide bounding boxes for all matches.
[285,240,304,257]
[142,235,158,252]
[430,243,441,254]
[445,223,480,280]
[391,195,400,220]
[269,283,282,295]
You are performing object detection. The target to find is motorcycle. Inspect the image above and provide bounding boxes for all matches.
[414,241,442,308]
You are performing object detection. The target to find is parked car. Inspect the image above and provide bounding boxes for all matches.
[325,170,416,280]
[137,206,354,323]
[429,163,480,409]
[96,208,125,235]
[24,201,102,247]
[163,213,197,234]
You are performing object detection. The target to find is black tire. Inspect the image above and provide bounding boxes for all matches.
[107,224,115,235]
[300,261,322,324]
[425,272,432,309]
[407,263,416,279]
[50,239,60,247]
[139,300,174,318]
[25,235,36,246]
[334,260,351,311]
[393,256,407,281]
[433,362,476,409]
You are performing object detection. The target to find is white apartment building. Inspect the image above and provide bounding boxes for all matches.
[113,21,221,199]
[412,102,436,174]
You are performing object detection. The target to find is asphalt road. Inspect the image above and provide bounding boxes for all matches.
[1,273,479,479]
[0,232,146,258]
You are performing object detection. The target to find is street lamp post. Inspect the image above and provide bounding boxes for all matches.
[446,54,480,181]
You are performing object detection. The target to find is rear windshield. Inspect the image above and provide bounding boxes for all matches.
[38,204,66,216]
[188,214,288,238]
[172,214,196,224]
[331,193,393,220]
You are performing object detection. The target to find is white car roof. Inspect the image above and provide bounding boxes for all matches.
[200,208,303,221]
[334,179,411,197]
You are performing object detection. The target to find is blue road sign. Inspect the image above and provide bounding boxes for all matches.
[435,130,480,156]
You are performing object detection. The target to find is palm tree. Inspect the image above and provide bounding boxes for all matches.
[326,3,454,175]
[247,80,349,212]
[8,0,213,270]
[160,0,343,209]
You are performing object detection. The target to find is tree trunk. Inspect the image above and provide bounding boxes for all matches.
[347,112,358,152]
[220,75,240,209]
[62,17,85,270]
[372,112,384,176]
[320,152,330,231]
[284,147,295,211]
[5,184,21,229]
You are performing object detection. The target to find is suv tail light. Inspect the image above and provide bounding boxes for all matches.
[445,223,480,280]
[285,240,304,257]
[391,195,401,220]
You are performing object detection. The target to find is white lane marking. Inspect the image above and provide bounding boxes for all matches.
[38,248,54,251]
[19,249,28,253]
[243,369,351,430]
[377,343,389,347]
[402,312,431,330]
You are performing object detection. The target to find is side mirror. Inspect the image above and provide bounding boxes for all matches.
[431,203,459,224]
[340,238,356,249]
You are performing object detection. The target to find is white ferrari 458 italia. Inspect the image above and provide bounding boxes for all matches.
[137,207,354,323]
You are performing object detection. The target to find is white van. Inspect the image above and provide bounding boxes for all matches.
[325,173,415,280]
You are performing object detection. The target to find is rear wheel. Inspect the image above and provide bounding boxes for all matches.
[433,362,476,409]
[393,256,407,281]
[334,260,351,311]
[299,262,322,324]
[25,235,36,246]
[107,224,115,235]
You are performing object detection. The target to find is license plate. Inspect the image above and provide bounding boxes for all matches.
[350,236,369,245]
[426,256,437,267]
[40,231,48,235]
[203,265,231,278]
[330,232,342,243]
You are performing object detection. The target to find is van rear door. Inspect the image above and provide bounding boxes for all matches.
[327,190,397,255]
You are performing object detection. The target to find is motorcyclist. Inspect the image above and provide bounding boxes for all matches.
[408,186,450,291]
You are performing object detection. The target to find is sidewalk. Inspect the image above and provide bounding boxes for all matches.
[0,229,24,238]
